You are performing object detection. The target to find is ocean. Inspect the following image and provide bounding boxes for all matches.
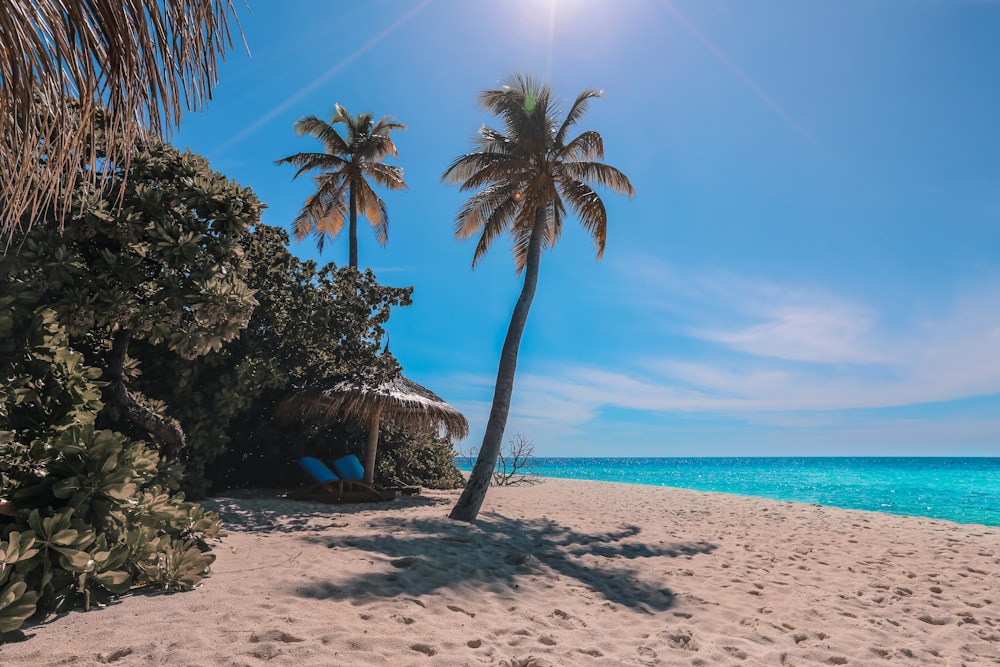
[459,457,1000,527]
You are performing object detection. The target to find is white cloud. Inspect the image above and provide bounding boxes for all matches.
[448,264,1000,438]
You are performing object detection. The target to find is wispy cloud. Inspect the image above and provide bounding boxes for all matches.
[448,264,1000,439]
[655,0,817,144]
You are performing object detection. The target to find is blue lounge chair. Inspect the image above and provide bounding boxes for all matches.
[291,456,393,503]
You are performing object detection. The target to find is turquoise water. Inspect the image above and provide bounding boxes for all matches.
[459,457,1000,527]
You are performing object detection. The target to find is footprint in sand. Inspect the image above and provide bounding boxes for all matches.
[97,648,134,663]
[663,629,699,652]
[447,604,476,617]
[410,643,437,656]
[249,630,305,643]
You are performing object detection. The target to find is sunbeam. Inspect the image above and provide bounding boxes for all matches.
[656,0,817,145]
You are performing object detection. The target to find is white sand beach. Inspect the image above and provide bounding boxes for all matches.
[2,478,998,666]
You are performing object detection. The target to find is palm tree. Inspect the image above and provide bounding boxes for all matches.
[0,0,241,242]
[277,104,406,267]
[443,73,634,522]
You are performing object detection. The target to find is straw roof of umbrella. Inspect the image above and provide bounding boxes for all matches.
[277,375,469,440]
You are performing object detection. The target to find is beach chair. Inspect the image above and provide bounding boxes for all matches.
[290,456,394,503]
[330,454,422,497]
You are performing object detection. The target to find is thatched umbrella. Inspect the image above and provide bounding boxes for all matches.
[277,375,469,485]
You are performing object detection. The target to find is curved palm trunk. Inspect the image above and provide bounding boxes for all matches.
[348,184,359,269]
[449,209,548,522]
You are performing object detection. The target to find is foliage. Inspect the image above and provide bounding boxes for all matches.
[277,103,406,266]
[0,284,221,640]
[128,224,414,496]
[0,135,262,461]
[376,427,465,490]
[444,73,633,521]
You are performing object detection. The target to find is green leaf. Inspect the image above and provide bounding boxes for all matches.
[0,581,39,634]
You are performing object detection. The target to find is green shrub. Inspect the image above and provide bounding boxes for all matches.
[0,289,220,640]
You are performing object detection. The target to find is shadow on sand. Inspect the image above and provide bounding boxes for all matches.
[203,493,450,533]
[295,511,717,613]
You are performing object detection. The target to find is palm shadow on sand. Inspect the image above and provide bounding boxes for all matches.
[295,511,717,613]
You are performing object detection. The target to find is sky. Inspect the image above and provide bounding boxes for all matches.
[171,0,1000,457]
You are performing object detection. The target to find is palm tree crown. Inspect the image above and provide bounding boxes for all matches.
[443,73,633,522]
[277,104,406,267]
[443,72,634,272]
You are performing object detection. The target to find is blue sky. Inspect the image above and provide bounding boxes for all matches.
[173,0,1000,457]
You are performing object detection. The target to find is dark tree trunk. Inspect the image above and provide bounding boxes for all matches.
[106,329,187,458]
[449,208,548,522]
[348,184,358,269]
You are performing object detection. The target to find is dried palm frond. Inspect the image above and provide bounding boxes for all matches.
[0,0,243,244]
[277,375,469,441]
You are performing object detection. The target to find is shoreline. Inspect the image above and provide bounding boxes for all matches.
[3,478,998,665]
[457,457,1000,528]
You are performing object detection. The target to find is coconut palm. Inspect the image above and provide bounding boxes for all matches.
[277,104,406,267]
[0,0,241,242]
[443,73,634,522]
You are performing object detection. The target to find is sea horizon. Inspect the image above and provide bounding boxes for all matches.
[457,455,1000,527]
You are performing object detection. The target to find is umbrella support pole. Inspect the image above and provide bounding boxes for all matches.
[364,407,382,485]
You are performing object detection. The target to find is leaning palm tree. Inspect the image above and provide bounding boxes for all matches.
[0,0,241,243]
[277,104,406,267]
[443,73,634,522]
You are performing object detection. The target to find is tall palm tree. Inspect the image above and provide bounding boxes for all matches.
[443,73,634,522]
[0,0,241,243]
[277,104,406,267]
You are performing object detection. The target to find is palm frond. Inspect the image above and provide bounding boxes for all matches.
[1,0,243,240]
[554,89,603,147]
[276,151,348,179]
[362,162,407,190]
[558,178,608,258]
[357,132,400,161]
[293,116,350,154]
[560,131,605,162]
[560,162,635,197]
[455,183,521,241]
[470,193,521,267]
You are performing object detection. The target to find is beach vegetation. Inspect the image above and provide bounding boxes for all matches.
[0,127,262,464]
[277,104,407,267]
[443,73,633,521]
[129,224,415,495]
[375,427,466,490]
[462,433,538,486]
[0,0,242,241]
[0,289,220,640]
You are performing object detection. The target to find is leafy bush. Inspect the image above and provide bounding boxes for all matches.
[376,427,464,490]
[128,224,415,496]
[0,287,220,640]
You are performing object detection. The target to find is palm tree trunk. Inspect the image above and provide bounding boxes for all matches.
[348,184,359,269]
[449,208,548,522]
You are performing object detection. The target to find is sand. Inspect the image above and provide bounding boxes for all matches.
[2,478,998,666]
